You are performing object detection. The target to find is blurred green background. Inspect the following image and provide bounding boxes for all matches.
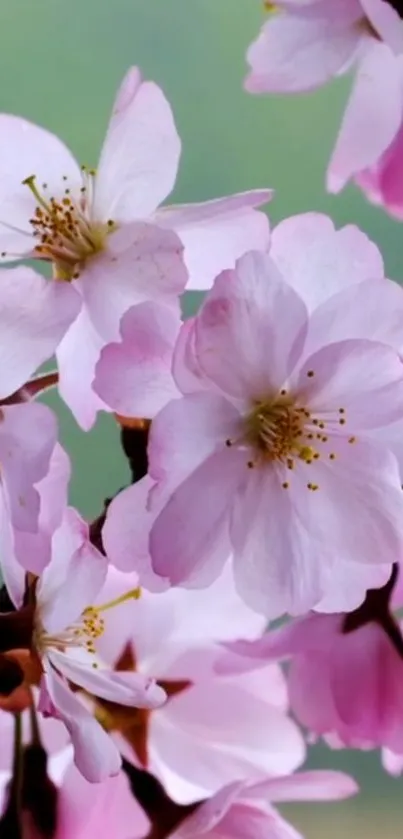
[2,0,401,834]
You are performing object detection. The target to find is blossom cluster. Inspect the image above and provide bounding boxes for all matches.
[0,1,403,835]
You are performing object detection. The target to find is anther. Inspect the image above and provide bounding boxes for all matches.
[282,482,289,489]
[307,370,314,378]
[348,436,356,444]
[339,418,346,425]
[329,453,336,460]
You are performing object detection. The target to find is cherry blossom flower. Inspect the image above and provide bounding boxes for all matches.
[7,508,166,783]
[145,247,403,617]
[245,1,403,202]
[220,565,403,771]
[103,212,399,608]
[86,565,305,803]
[168,770,358,839]
[0,66,271,428]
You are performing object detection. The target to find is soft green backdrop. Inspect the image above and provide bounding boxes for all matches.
[1,0,401,835]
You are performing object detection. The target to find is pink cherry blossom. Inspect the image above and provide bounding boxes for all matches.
[53,767,357,839]
[245,1,403,203]
[89,565,305,804]
[221,566,403,769]
[146,247,403,618]
[103,213,400,608]
[7,507,166,783]
[169,770,358,839]
[0,66,271,428]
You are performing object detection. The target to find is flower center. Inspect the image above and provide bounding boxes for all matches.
[21,170,116,280]
[225,378,357,492]
[35,587,141,660]
[244,392,318,468]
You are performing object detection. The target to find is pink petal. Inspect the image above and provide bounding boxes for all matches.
[148,391,241,498]
[37,508,108,634]
[231,467,326,618]
[248,770,358,803]
[220,614,341,674]
[102,476,169,589]
[245,6,361,94]
[270,213,384,313]
[0,494,25,607]
[94,67,181,221]
[57,764,149,838]
[170,782,244,837]
[42,667,121,783]
[0,266,80,398]
[154,191,271,290]
[291,439,403,569]
[0,114,82,259]
[172,318,208,394]
[160,560,267,644]
[11,442,71,575]
[57,306,109,431]
[315,560,392,613]
[153,683,304,799]
[79,222,186,340]
[355,118,403,219]
[328,42,403,192]
[194,251,308,399]
[48,649,166,709]
[329,624,403,745]
[150,447,245,586]
[93,302,180,418]
[304,278,403,356]
[294,339,403,429]
[288,648,338,734]
[360,0,403,52]
[382,748,403,777]
[0,402,57,532]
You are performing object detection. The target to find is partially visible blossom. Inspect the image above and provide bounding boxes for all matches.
[169,770,358,839]
[86,565,305,804]
[0,66,271,428]
[220,566,403,770]
[8,508,165,783]
[145,247,403,617]
[0,264,78,579]
[355,114,403,218]
[245,1,403,207]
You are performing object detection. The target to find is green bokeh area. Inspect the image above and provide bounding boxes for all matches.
[1,1,402,835]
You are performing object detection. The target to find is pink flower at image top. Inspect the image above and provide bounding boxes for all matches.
[0,66,271,428]
[245,0,403,215]
[140,213,403,618]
